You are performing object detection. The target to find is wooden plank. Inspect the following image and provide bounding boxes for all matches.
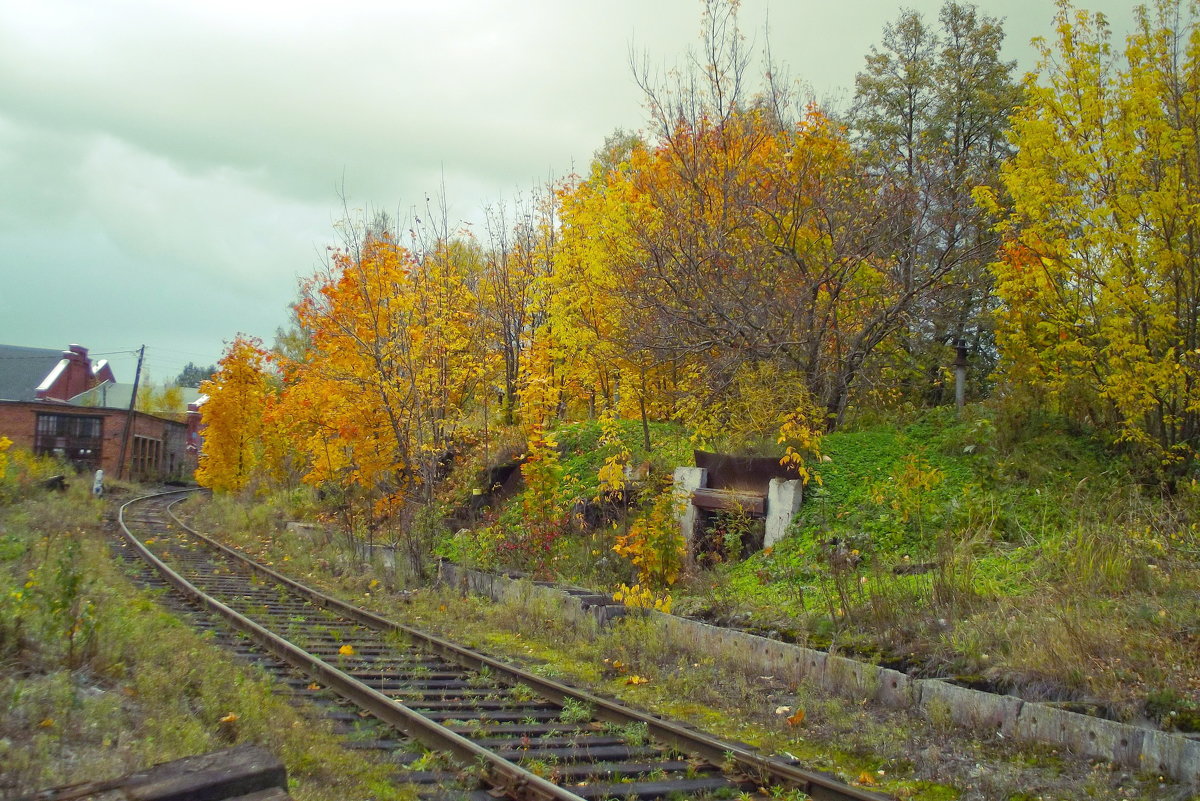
[25,745,290,801]
[690,488,764,515]
[223,790,291,801]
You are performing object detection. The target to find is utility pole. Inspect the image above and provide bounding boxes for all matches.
[117,345,145,480]
[954,340,968,414]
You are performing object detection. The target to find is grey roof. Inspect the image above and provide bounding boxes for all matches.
[0,344,63,401]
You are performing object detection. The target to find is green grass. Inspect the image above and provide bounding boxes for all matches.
[431,406,1200,723]
[554,417,693,498]
[780,406,1121,560]
[666,406,1200,722]
[183,402,1200,746]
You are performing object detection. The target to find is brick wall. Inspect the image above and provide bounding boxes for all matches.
[0,401,195,482]
[0,402,38,451]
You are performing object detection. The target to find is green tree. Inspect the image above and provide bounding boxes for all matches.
[852,1,1019,405]
[136,379,185,420]
[175,362,216,388]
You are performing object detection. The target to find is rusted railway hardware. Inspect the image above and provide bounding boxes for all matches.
[118,490,889,801]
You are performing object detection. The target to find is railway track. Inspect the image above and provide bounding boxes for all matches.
[116,489,889,801]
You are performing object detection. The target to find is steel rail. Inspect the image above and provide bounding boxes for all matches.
[156,491,890,801]
[118,490,588,801]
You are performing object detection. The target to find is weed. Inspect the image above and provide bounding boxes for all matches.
[468,666,493,687]
[559,698,594,725]
[602,721,650,747]
[509,683,536,703]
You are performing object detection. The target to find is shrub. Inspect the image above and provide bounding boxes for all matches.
[613,482,685,592]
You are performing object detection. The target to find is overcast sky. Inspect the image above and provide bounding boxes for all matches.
[0,0,1138,385]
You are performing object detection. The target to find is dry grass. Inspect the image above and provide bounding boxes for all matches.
[0,482,415,801]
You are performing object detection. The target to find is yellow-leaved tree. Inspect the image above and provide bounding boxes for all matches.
[979,0,1200,477]
[196,335,273,493]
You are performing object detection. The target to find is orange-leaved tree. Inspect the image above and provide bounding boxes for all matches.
[551,138,688,447]
[277,214,488,534]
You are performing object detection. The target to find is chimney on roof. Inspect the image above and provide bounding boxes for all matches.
[37,344,99,401]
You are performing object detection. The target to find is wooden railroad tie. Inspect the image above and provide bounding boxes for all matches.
[22,744,290,801]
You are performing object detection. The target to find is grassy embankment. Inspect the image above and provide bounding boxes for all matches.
[429,406,1200,729]
[0,469,415,800]
[687,407,1200,729]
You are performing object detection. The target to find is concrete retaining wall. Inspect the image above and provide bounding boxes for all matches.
[437,561,1200,786]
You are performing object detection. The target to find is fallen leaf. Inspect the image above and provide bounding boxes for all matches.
[786,708,806,727]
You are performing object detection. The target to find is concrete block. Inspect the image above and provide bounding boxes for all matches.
[1058,712,1127,762]
[441,562,1200,787]
[824,654,880,696]
[875,667,915,708]
[747,635,796,680]
[672,466,708,556]
[1111,726,1145,769]
[921,679,1023,734]
[729,628,759,652]
[598,605,627,625]
[1181,737,1200,785]
[457,565,487,597]
[794,648,827,685]
[765,479,803,548]
[1013,702,1091,747]
[359,544,395,569]
[1138,727,1196,780]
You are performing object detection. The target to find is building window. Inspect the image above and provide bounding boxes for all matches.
[34,413,103,471]
[131,435,163,479]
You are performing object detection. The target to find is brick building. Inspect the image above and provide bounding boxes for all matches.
[0,343,194,482]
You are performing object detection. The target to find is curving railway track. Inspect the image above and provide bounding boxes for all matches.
[115,489,889,801]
